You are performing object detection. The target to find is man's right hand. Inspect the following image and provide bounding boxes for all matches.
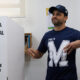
[25,48,43,59]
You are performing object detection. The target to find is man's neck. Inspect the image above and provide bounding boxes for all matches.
[54,24,66,31]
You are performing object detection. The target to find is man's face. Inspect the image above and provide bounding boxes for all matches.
[51,10,68,26]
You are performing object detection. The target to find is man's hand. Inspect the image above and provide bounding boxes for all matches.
[25,48,43,59]
[63,40,80,54]
[25,48,36,58]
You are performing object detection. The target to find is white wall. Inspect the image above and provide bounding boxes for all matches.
[11,0,80,80]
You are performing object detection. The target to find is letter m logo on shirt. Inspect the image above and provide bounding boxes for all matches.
[48,39,70,67]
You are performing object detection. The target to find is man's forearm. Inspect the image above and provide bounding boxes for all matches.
[74,40,80,48]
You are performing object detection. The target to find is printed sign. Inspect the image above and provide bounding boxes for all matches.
[0,20,8,80]
[46,8,54,30]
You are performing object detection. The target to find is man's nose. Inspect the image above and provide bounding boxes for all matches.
[52,15,57,18]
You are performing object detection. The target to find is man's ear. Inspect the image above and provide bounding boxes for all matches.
[64,16,68,23]
[65,16,68,21]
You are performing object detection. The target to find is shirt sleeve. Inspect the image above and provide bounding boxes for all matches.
[74,29,80,40]
[37,33,48,54]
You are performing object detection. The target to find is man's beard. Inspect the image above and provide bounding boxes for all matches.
[52,19,64,27]
[53,21,63,26]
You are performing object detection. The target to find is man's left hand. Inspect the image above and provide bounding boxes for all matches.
[63,40,80,54]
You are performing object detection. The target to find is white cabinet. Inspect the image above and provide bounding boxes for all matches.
[0,17,24,80]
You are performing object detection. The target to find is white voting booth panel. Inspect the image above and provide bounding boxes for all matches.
[0,17,24,80]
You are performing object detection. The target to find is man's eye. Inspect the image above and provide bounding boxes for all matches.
[52,14,54,16]
[57,13,61,16]
[52,13,61,16]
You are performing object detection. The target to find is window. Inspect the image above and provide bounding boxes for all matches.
[0,0,25,17]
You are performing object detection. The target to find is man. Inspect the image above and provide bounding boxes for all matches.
[26,5,80,80]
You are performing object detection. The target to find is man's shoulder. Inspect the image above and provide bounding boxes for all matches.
[67,26,75,30]
[44,30,53,36]
[66,27,80,32]
[46,30,54,34]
